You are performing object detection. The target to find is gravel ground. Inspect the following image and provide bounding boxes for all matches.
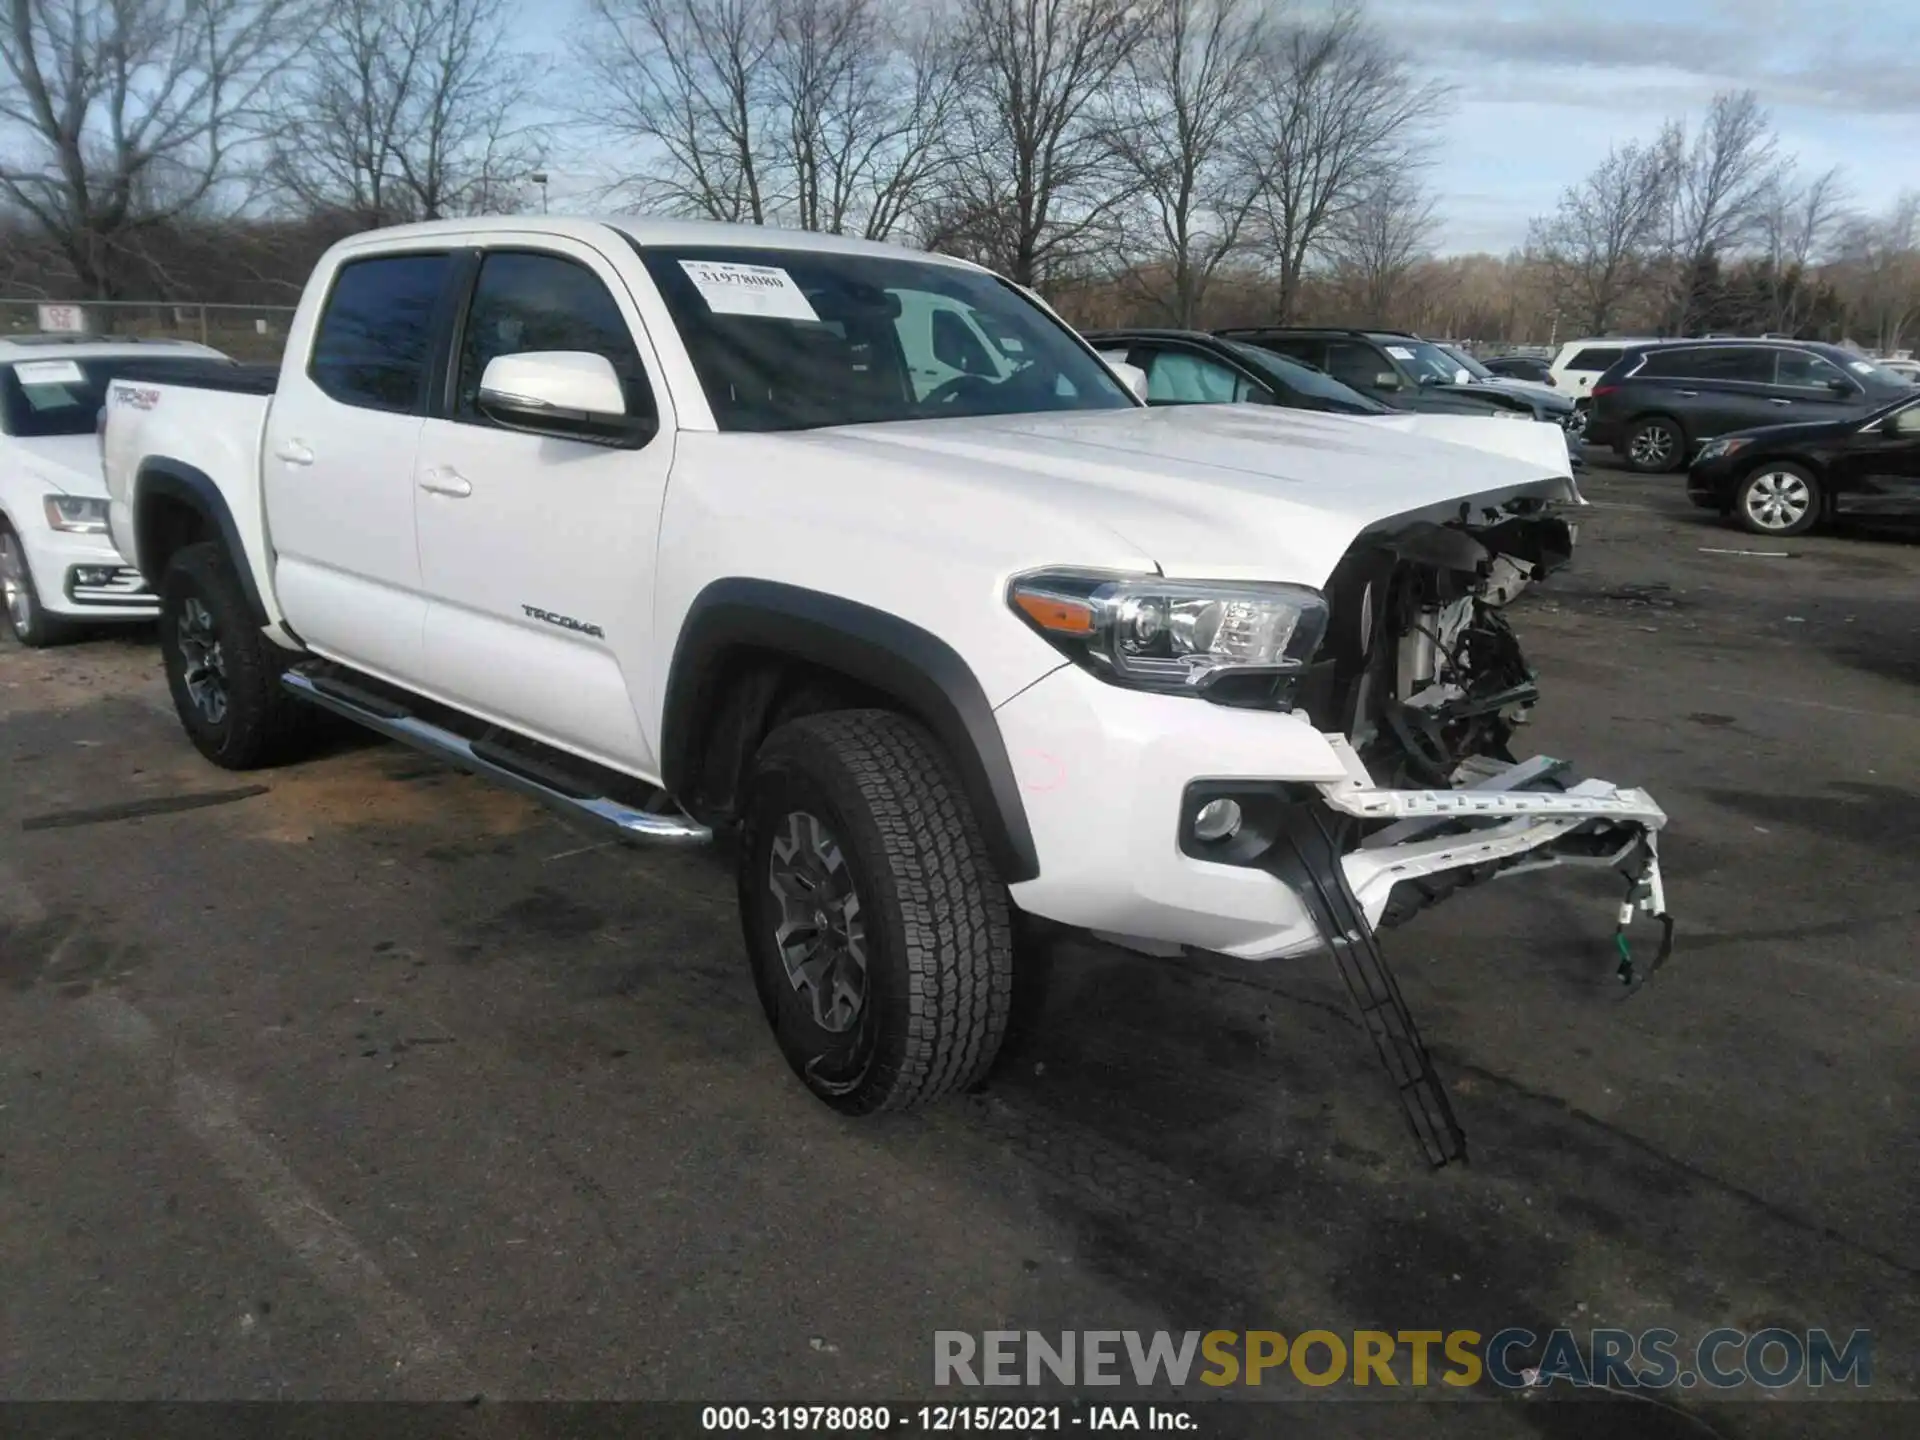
[1,460,1914,1437]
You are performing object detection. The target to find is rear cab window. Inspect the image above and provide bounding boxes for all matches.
[308,252,454,412]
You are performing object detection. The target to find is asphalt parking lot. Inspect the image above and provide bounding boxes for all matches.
[2,459,1915,1436]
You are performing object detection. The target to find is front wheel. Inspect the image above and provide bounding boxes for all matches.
[158,542,316,768]
[1623,416,1685,473]
[1,523,75,648]
[1734,464,1821,536]
[737,709,1015,1114]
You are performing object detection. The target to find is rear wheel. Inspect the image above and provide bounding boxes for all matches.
[1734,463,1820,536]
[737,709,1014,1114]
[1,523,75,648]
[1623,416,1685,473]
[158,542,315,768]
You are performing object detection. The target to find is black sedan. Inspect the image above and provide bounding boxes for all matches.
[1483,354,1555,385]
[1688,392,1920,536]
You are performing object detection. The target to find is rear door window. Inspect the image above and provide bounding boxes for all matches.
[1142,349,1256,404]
[308,252,453,412]
[1566,347,1624,372]
[1641,347,1771,382]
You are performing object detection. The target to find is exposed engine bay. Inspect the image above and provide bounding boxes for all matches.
[1306,504,1576,788]
[1279,502,1671,1168]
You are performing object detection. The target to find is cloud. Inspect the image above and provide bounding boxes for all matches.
[1368,0,1920,116]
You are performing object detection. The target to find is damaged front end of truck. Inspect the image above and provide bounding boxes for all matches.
[1227,500,1673,1167]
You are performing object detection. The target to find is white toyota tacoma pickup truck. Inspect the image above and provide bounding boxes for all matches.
[103,218,1670,1164]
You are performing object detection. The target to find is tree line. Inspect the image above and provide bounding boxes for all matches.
[2,0,1916,352]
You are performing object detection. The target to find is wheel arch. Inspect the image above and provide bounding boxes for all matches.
[132,460,268,625]
[660,579,1040,884]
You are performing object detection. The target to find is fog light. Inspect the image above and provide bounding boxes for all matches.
[1192,797,1243,843]
[74,567,115,586]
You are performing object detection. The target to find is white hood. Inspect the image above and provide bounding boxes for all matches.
[8,435,106,497]
[788,403,1578,586]
[1365,411,1573,477]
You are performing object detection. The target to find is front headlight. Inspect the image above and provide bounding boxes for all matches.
[1008,570,1328,704]
[43,495,110,533]
[1695,437,1750,463]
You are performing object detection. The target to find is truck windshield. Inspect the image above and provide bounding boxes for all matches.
[637,246,1134,431]
[0,356,220,437]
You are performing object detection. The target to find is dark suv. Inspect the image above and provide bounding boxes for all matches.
[1219,327,1547,420]
[1587,340,1913,472]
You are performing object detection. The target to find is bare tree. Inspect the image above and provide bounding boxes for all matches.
[0,0,311,297]
[1236,3,1449,323]
[1833,193,1920,353]
[1325,169,1437,325]
[939,0,1145,286]
[578,0,781,223]
[1106,0,1266,325]
[1528,126,1679,336]
[1757,163,1848,334]
[1662,89,1782,333]
[577,0,964,238]
[271,0,543,227]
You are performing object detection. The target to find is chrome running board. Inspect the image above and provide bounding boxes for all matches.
[282,670,711,846]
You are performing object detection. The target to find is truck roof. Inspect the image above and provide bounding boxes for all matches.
[330,215,984,270]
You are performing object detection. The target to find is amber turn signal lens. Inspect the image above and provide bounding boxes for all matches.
[1013,590,1096,635]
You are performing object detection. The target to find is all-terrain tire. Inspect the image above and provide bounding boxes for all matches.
[158,542,316,769]
[737,709,1015,1114]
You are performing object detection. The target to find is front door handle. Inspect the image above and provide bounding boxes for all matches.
[1769,398,1792,407]
[274,439,315,467]
[1674,390,1699,398]
[418,467,473,498]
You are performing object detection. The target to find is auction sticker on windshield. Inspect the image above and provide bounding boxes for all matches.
[1385,346,1416,361]
[15,360,86,386]
[680,260,820,322]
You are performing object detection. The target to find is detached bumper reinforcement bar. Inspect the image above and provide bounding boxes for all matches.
[1275,736,1672,1169]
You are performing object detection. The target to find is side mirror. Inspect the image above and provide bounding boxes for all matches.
[1828,376,1856,397]
[1887,407,1920,436]
[1102,357,1150,403]
[1375,371,1404,391]
[479,351,643,440]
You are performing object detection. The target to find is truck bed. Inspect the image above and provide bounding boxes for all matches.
[103,359,279,395]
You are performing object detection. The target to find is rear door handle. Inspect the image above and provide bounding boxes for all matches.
[418,467,473,498]
[1675,390,1699,398]
[1769,398,1792,407]
[274,439,315,466]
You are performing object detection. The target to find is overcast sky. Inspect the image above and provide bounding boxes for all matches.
[531,0,1920,255]
[1371,0,1920,252]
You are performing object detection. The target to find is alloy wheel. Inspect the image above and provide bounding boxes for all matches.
[176,596,229,725]
[0,533,31,636]
[1744,471,1812,532]
[1630,424,1675,469]
[767,810,868,1033]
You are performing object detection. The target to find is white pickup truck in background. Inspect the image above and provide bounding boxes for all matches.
[101,217,1669,1165]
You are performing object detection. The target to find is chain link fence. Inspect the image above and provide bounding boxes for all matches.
[1,299,298,363]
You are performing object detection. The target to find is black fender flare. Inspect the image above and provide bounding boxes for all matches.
[661,579,1039,883]
[133,459,268,625]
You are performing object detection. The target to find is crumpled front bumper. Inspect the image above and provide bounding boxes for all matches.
[1314,735,1668,933]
